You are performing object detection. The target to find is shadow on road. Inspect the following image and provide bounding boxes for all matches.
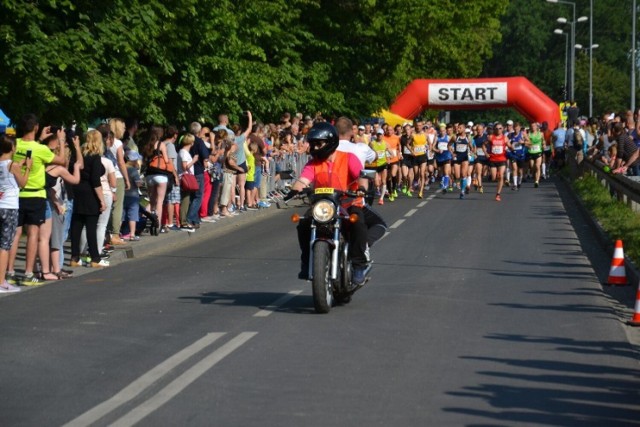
[178,291,316,315]
[443,334,640,426]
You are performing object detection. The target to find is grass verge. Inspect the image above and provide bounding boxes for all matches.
[573,175,640,266]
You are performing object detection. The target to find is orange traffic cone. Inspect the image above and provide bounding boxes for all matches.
[607,239,628,286]
[628,282,640,326]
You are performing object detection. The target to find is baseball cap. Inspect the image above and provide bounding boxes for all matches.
[376,128,384,135]
[465,128,471,134]
[358,125,365,130]
[439,123,447,128]
[506,120,514,125]
[467,121,474,127]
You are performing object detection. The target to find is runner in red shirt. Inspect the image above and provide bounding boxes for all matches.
[484,123,513,201]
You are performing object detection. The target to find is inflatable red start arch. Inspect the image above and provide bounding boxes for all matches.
[384,77,560,129]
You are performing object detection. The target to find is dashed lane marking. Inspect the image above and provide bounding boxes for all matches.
[390,219,405,229]
[405,209,418,217]
[417,201,428,208]
[253,290,303,317]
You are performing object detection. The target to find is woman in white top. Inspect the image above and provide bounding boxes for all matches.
[0,136,31,292]
[108,119,131,245]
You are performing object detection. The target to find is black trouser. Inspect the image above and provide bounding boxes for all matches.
[297,205,387,269]
[71,213,100,262]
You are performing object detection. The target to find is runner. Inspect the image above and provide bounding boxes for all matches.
[452,123,471,199]
[473,123,489,193]
[525,122,544,187]
[383,126,401,201]
[485,122,513,201]
[400,123,415,197]
[509,122,526,190]
[434,123,453,195]
[425,122,437,186]
[411,120,428,198]
[370,129,388,205]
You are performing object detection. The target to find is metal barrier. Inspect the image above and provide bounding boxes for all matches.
[578,154,640,212]
[266,152,309,193]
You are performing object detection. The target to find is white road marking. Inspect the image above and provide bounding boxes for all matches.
[417,201,428,207]
[390,219,405,229]
[110,332,257,427]
[62,332,226,427]
[253,290,302,317]
[427,194,436,200]
[378,231,390,242]
[405,209,418,217]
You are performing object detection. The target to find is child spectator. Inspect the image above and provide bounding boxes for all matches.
[122,151,143,241]
[0,136,31,292]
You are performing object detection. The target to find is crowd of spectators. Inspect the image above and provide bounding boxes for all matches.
[0,111,319,291]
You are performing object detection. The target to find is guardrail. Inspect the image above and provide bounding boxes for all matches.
[577,152,640,212]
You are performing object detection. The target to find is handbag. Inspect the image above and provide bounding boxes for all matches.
[145,142,175,177]
[180,172,199,192]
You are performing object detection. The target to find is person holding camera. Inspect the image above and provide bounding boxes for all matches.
[6,114,68,285]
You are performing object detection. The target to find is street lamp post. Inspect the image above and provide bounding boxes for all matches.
[632,0,636,112]
[554,29,569,97]
[576,43,600,116]
[547,0,587,102]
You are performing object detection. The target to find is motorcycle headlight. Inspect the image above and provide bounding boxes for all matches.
[312,200,336,223]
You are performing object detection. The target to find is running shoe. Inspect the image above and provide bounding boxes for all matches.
[495,194,501,202]
[91,259,110,268]
[479,186,484,194]
[169,225,181,231]
[389,194,395,202]
[22,273,43,286]
[534,182,539,188]
[246,205,259,211]
[418,192,423,199]
[392,190,398,198]
[0,281,20,293]
[441,188,447,195]
[70,259,84,267]
[447,187,453,192]
[257,201,271,208]
[201,216,217,222]
[459,193,465,200]
[511,186,517,191]
[129,235,140,241]
[465,186,470,195]
[378,199,384,206]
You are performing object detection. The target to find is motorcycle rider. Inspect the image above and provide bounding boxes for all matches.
[285,122,387,286]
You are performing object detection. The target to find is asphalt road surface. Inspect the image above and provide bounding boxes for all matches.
[1,177,639,427]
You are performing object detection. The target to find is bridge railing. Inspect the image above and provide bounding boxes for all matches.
[574,151,640,212]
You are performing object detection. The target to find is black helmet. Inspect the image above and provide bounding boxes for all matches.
[307,122,339,160]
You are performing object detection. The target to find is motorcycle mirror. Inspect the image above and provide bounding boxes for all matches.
[359,169,376,180]
[291,213,300,223]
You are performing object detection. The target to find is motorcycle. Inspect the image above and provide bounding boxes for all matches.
[279,170,375,313]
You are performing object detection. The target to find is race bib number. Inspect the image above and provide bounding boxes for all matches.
[476,148,485,156]
[414,145,426,154]
[388,149,397,158]
[456,144,468,153]
[377,149,387,159]
[492,145,504,155]
[314,187,334,194]
[437,142,449,151]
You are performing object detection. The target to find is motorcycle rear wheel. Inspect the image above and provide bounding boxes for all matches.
[312,241,334,313]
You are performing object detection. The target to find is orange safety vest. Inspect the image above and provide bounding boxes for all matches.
[311,151,364,207]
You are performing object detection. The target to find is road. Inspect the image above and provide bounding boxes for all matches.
[1,177,639,426]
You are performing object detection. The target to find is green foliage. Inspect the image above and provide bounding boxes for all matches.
[573,174,640,265]
[484,0,638,118]
[0,0,508,126]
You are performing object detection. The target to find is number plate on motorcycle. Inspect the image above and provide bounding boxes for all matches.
[314,187,334,194]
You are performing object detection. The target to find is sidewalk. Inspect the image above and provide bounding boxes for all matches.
[3,206,281,294]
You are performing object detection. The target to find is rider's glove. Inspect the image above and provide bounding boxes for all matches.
[283,189,300,201]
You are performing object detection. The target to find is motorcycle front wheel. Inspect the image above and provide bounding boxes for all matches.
[312,241,334,313]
